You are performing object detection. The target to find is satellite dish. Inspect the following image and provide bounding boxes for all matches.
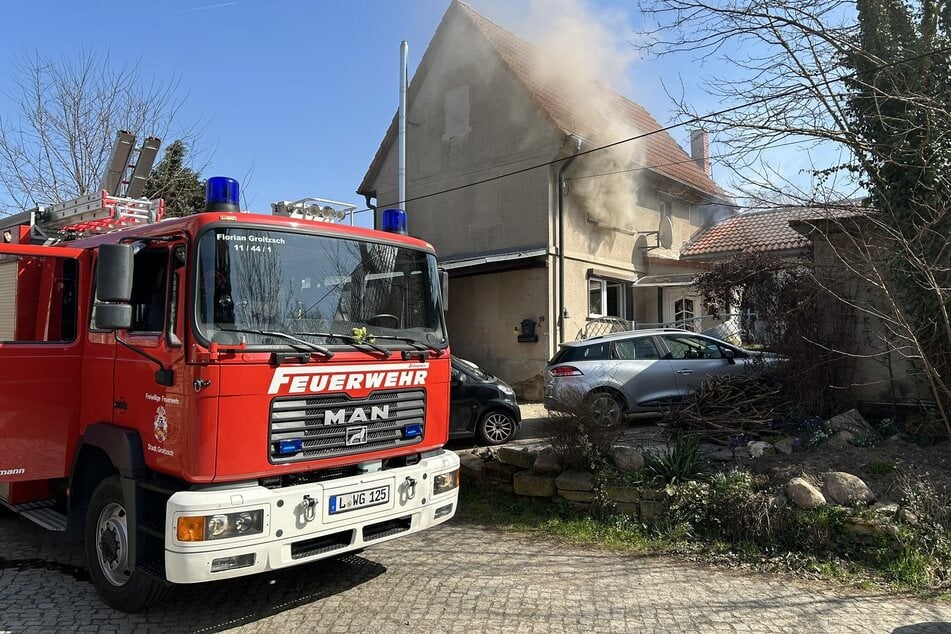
[658,216,674,249]
[632,234,648,272]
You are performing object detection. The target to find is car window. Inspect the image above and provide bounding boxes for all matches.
[662,335,724,360]
[454,358,491,381]
[614,338,660,360]
[554,342,610,363]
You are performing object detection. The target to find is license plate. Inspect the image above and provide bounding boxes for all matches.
[329,485,390,515]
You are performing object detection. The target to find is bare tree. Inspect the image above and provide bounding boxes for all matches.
[0,49,196,212]
[640,0,950,434]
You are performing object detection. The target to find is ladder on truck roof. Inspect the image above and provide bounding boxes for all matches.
[0,132,164,245]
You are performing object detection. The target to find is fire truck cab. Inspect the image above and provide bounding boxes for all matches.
[0,170,459,611]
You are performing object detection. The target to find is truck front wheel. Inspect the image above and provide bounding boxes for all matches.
[84,476,169,612]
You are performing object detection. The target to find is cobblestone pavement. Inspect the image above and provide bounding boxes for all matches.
[2,509,951,633]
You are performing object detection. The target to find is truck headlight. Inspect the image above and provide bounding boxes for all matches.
[433,469,460,495]
[177,509,265,542]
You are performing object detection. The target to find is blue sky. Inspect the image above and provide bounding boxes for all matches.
[0,1,767,227]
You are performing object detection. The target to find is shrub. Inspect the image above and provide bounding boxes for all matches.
[544,388,624,470]
[640,435,711,486]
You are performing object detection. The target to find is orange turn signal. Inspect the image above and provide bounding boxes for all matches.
[177,516,206,542]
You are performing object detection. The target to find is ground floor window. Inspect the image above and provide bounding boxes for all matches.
[588,278,628,318]
[674,297,695,331]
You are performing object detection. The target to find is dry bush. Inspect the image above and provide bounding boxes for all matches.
[545,389,624,470]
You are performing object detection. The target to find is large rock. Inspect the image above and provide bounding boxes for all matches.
[825,430,856,448]
[774,437,798,455]
[613,502,639,516]
[555,470,595,492]
[747,441,775,458]
[640,500,666,524]
[708,448,736,462]
[513,471,556,497]
[824,409,874,436]
[604,485,639,504]
[459,453,485,481]
[822,472,875,505]
[559,489,597,503]
[483,460,521,483]
[496,446,536,470]
[612,445,645,472]
[786,477,826,510]
[532,448,562,475]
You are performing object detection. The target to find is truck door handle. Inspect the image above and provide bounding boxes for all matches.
[676,369,693,375]
[113,399,128,411]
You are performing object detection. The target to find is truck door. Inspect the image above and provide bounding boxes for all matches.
[0,244,84,486]
[109,241,188,475]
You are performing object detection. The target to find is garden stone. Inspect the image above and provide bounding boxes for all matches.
[613,502,639,516]
[497,446,536,469]
[639,500,666,524]
[532,448,562,475]
[555,470,595,492]
[898,507,919,525]
[786,477,826,510]
[639,488,666,501]
[604,485,639,504]
[708,448,735,462]
[774,437,797,455]
[872,502,900,515]
[824,409,874,436]
[612,445,645,471]
[483,460,521,483]
[822,472,875,505]
[560,489,597,503]
[843,516,888,543]
[513,471,556,497]
[459,453,485,481]
[825,430,855,448]
[747,440,775,458]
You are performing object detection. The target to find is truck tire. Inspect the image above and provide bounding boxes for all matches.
[84,476,169,612]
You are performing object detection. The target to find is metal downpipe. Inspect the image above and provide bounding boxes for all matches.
[557,137,581,345]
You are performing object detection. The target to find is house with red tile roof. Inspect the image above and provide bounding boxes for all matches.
[358,1,734,399]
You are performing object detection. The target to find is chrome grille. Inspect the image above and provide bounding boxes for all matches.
[269,389,426,464]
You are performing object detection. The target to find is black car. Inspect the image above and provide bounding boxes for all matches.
[449,357,521,445]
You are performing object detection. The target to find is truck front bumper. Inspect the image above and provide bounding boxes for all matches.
[163,450,460,584]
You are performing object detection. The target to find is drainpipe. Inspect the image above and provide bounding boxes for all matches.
[398,41,408,212]
[364,193,377,229]
[557,135,582,344]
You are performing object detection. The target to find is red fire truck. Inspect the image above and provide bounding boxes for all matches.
[0,154,459,611]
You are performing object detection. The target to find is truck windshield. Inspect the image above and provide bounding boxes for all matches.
[196,227,447,349]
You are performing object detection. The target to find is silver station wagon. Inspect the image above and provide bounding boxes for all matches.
[544,328,776,426]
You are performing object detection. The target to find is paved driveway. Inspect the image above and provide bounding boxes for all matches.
[2,508,950,633]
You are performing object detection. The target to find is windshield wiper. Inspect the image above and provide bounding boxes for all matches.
[292,331,392,359]
[215,327,334,359]
[369,334,446,355]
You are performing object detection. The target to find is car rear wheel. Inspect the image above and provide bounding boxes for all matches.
[476,410,517,445]
[586,391,624,427]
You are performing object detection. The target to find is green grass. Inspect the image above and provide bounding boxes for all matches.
[455,480,949,596]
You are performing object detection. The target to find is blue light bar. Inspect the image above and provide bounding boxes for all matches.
[402,424,423,439]
[276,438,303,455]
[381,208,407,235]
[205,176,240,212]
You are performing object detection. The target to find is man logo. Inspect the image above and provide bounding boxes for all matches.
[346,426,368,446]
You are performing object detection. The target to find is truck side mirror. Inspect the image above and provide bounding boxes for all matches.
[439,268,449,311]
[93,243,134,330]
[93,303,133,330]
[97,244,134,302]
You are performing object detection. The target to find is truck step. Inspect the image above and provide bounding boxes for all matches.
[2,499,68,532]
[139,476,183,497]
[139,521,165,539]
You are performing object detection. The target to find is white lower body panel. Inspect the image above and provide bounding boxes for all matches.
[163,450,460,583]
